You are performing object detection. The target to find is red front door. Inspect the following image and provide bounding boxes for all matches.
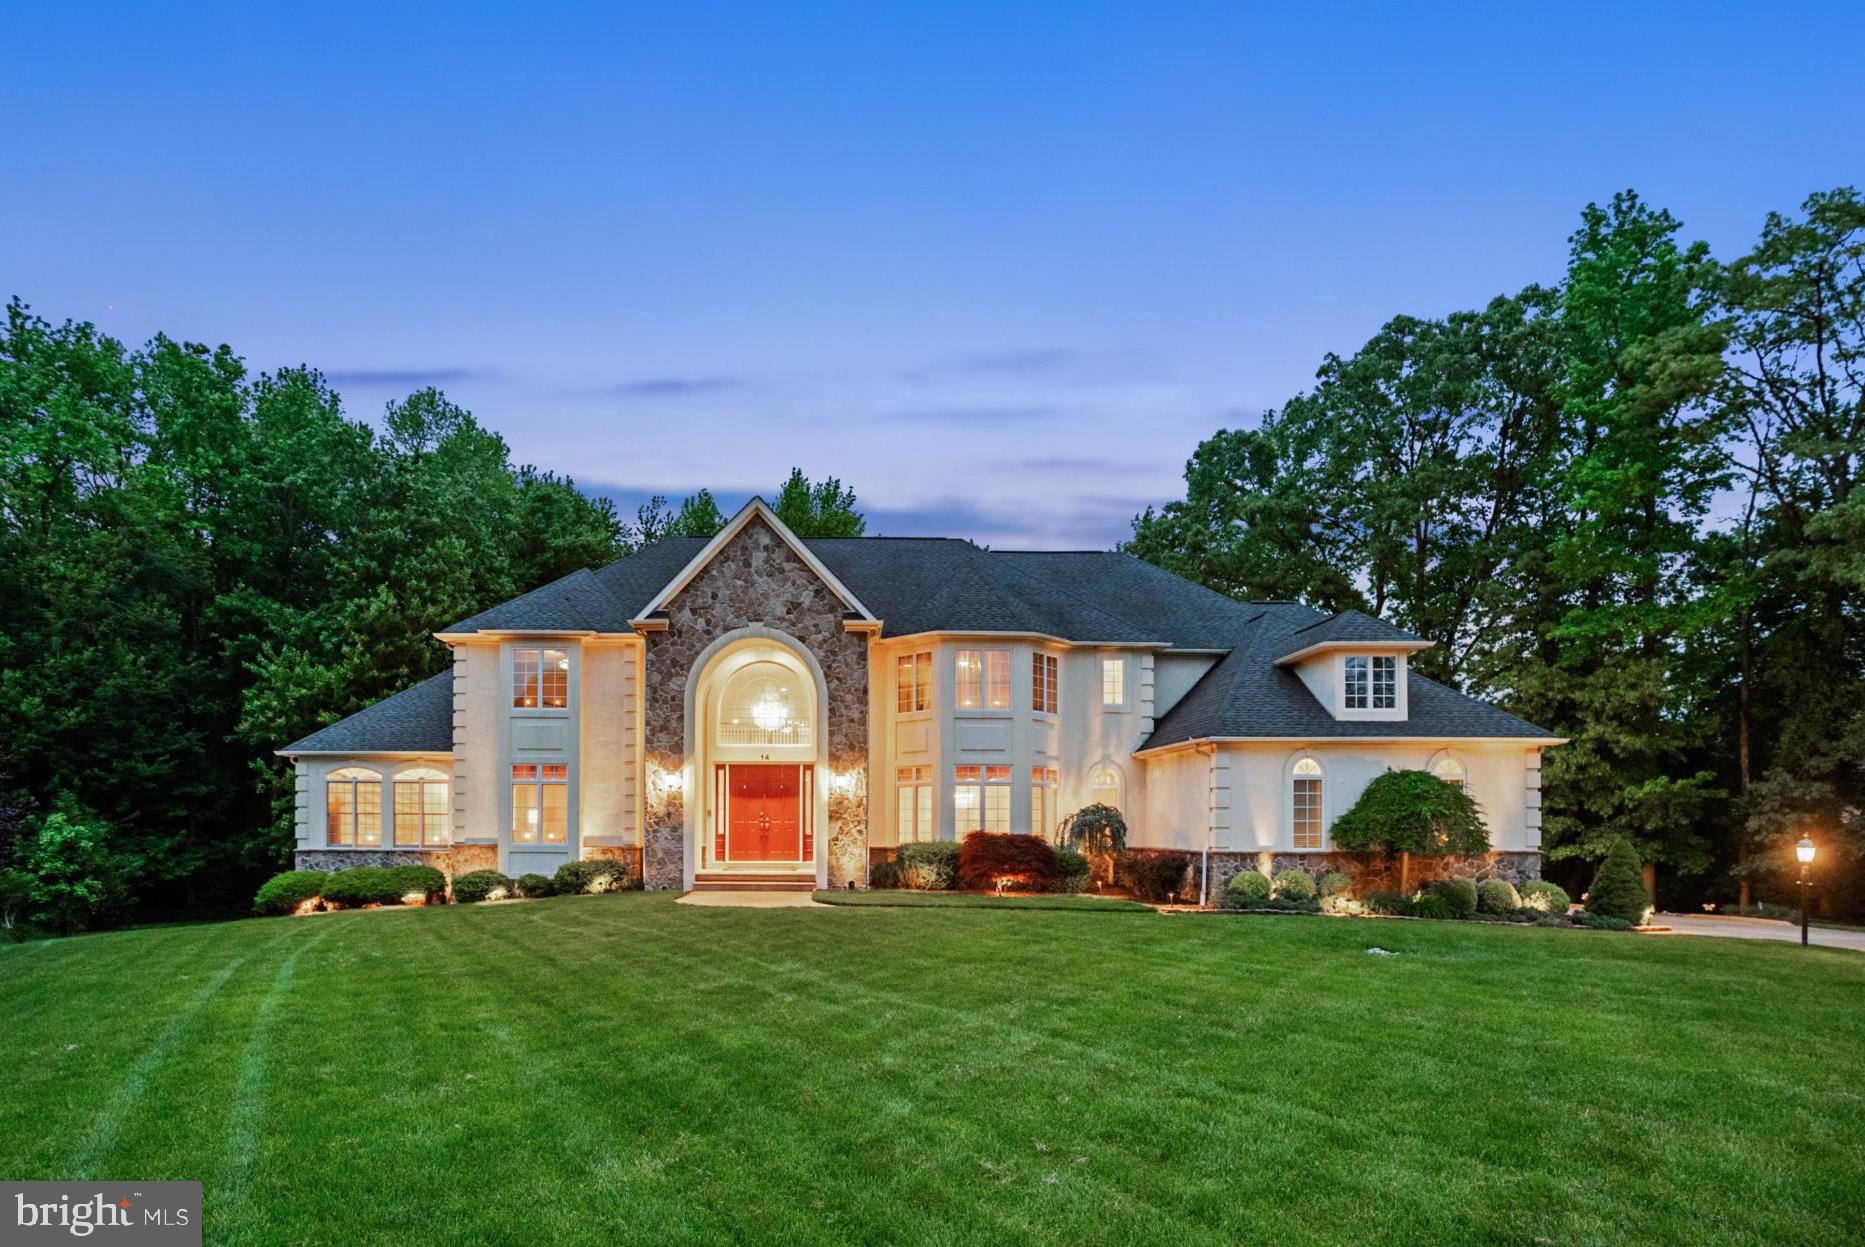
[726,764,802,861]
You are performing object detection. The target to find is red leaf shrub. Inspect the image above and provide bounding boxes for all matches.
[957,831,1061,890]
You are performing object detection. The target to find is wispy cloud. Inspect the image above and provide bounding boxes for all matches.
[884,404,1060,425]
[898,348,1081,384]
[325,367,484,388]
[608,376,743,398]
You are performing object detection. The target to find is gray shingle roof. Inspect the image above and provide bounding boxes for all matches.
[281,672,454,754]
[1275,608,1425,660]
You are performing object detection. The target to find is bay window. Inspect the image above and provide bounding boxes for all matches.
[896,651,932,713]
[1032,653,1058,714]
[896,765,933,842]
[1031,766,1058,838]
[953,764,1011,834]
[956,649,1010,710]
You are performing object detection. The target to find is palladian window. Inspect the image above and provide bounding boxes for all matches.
[393,767,450,847]
[326,767,382,847]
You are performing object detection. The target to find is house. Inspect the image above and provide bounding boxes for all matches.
[280,498,1561,893]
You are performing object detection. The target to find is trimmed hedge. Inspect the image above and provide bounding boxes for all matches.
[1520,880,1571,913]
[452,869,513,903]
[957,832,1060,891]
[320,866,442,908]
[394,865,447,904]
[1222,870,1271,908]
[1118,851,1192,903]
[515,873,556,898]
[554,858,633,895]
[1054,848,1091,895]
[1476,879,1521,915]
[896,841,959,890]
[1273,869,1318,901]
[254,870,327,916]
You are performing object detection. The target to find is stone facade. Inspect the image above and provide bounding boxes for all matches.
[294,847,485,875]
[639,516,870,889]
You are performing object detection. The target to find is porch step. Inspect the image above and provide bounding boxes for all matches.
[690,872,816,893]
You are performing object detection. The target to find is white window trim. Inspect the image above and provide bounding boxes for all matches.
[895,650,933,716]
[1288,754,1327,851]
[510,763,571,845]
[391,767,452,849]
[954,647,1013,715]
[1032,651,1060,717]
[1100,654,1129,710]
[1334,653,1407,721]
[510,644,574,717]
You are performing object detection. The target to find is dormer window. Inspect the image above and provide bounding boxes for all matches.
[1345,655,1397,710]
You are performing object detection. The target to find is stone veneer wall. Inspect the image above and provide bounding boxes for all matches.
[640,516,870,889]
[294,846,498,876]
[1192,848,1542,899]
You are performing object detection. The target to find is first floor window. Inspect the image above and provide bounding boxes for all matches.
[1090,766,1121,812]
[512,763,569,843]
[896,766,933,842]
[896,651,932,713]
[1292,757,1324,849]
[394,767,450,847]
[956,648,1010,710]
[326,767,382,846]
[1032,652,1059,714]
[1031,766,1058,838]
[1431,754,1466,792]
[1101,656,1126,707]
[953,764,1012,833]
[513,647,569,709]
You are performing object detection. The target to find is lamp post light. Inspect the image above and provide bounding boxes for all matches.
[1795,836,1816,947]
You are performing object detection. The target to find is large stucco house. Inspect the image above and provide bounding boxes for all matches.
[281,498,1561,893]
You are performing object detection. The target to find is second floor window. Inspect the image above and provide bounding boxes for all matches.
[1101,657,1125,706]
[896,651,931,713]
[956,649,1010,710]
[1032,653,1058,714]
[514,648,568,709]
[1372,655,1397,708]
[1345,655,1398,710]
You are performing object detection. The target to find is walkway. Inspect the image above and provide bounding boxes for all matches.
[1651,912,1865,952]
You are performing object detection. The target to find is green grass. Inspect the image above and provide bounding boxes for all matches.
[3,894,1862,1246]
[811,889,1152,912]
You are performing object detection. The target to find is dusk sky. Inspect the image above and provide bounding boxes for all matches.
[5,3,1861,548]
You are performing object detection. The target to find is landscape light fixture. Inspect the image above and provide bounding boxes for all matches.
[1795,836,1815,947]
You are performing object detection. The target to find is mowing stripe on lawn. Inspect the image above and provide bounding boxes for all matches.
[213,922,337,1230]
[65,928,291,1178]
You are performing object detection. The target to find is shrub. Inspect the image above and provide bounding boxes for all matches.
[1056,803,1127,857]
[957,832,1060,891]
[1328,769,1490,857]
[1054,849,1091,895]
[452,869,514,903]
[1574,910,1632,931]
[386,865,446,903]
[1222,869,1271,908]
[1273,869,1318,901]
[1430,876,1479,918]
[1476,878,1521,915]
[1261,895,1322,913]
[515,873,556,899]
[1409,891,1461,920]
[254,870,328,916]
[869,859,903,889]
[554,858,633,895]
[1319,871,1353,897]
[320,867,412,907]
[1365,890,1412,916]
[15,809,131,935]
[896,841,959,890]
[1519,880,1571,913]
[1585,837,1651,926]
[1116,851,1192,903]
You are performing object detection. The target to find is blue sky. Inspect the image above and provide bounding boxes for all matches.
[4,3,1860,547]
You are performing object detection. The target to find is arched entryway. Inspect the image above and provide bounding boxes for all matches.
[683,628,830,888]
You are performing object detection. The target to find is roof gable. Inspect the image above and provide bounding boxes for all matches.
[633,499,876,624]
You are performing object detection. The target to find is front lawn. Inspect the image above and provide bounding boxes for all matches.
[3,894,1862,1245]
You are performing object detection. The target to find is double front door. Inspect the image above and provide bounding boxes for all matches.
[718,764,812,864]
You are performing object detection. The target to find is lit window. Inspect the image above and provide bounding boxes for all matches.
[956,649,1010,710]
[1090,766,1120,811]
[326,767,381,847]
[1101,657,1125,707]
[896,652,932,714]
[514,648,568,709]
[719,660,811,746]
[512,763,569,844]
[896,765,933,842]
[1431,754,1466,792]
[1031,766,1058,838]
[1344,656,1369,710]
[1292,757,1323,848]
[1032,653,1058,715]
[953,764,1012,833]
[1372,655,1397,709]
[393,767,449,847]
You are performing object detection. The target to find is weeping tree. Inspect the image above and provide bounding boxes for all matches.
[1057,803,1127,883]
[1329,770,1489,893]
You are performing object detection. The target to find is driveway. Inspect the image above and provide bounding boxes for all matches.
[1651,912,1865,952]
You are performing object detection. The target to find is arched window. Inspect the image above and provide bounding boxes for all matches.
[1291,757,1324,849]
[717,659,812,747]
[1430,752,1466,793]
[1090,765,1121,812]
[394,767,450,847]
[327,767,382,847]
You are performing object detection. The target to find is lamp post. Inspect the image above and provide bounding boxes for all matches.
[1795,836,1816,947]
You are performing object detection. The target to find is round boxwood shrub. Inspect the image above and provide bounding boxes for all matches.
[321,867,411,908]
[254,870,327,916]
[1519,880,1571,913]
[1273,869,1318,901]
[1409,890,1461,920]
[1584,837,1651,926]
[1476,878,1521,915]
[1319,871,1353,898]
[386,865,447,903]
[452,869,513,903]
[896,841,959,890]
[1427,876,1478,918]
[957,831,1060,891]
[1222,869,1271,908]
[1054,848,1091,895]
[515,873,556,899]
[554,858,633,895]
